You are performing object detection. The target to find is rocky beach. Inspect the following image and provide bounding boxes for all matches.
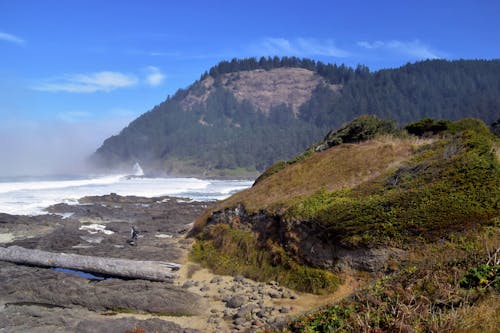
[0,193,353,333]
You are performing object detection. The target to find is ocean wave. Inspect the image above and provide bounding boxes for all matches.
[0,176,252,216]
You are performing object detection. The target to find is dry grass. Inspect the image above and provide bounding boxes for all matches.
[450,295,500,333]
[192,136,431,232]
[225,136,420,212]
[286,227,500,332]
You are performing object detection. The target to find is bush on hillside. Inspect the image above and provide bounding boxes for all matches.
[405,118,451,136]
[314,115,398,152]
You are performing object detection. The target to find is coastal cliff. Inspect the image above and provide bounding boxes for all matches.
[190,116,500,331]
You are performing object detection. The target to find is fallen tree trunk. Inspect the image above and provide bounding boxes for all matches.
[0,246,179,282]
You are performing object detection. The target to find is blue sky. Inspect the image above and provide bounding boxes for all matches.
[0,0,499,175]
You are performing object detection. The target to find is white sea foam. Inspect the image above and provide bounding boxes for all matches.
[79,223,114,235]
[0,175,125,194]
[0,175,253,216]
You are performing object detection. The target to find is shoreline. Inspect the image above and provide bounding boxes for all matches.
[0,193,359,332]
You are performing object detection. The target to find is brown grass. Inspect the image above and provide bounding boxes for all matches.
[192,136,432,232]
[233,136,420,209]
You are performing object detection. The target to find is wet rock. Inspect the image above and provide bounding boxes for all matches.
[0,262,205,316]
[76,317,201,333]
[0,303,201,333]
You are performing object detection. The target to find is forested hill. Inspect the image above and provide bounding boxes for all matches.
[91,57,500,176]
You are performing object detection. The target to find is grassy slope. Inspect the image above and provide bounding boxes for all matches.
[191,118,499,306]
[282,119,500,331]
[193,135,421,231]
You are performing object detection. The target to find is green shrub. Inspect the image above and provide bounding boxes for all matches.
[289,305,351,332]
[287,119,500,247]
[190,224,340,293]
[315,115,398,151]
[405,117,451,136]
[460,264,500,291]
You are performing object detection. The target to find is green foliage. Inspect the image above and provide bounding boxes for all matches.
[93,58,500,174]
[299,59,500,129]
[204,56,363,84]
[314,115,398,151]
[190,224,340,294]
[287,119,500,247]
[93,85,323,172]
[289,305,351,332]
[405,118,451,136]
[460,265,500,291]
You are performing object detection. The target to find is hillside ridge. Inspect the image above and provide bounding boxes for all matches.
[91,58,500,176]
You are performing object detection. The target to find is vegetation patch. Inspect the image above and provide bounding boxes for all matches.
[285,227,500,332]
[190,224,340,294]
[404,117,451,136]
[313,115,399,152]
[460,264,500,292]
[255,115,397,184]
[286,119,499,247]
[197,135,417,224]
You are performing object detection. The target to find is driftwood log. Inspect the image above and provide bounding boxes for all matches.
[0,246,179,282]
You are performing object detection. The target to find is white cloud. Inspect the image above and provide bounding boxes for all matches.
[357,39,441,59]
[255,37,350,58]
[0,31,25,45]
[33,71,138,93]
[145,66,165,86]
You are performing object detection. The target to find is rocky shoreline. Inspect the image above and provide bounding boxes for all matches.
[0,193,353,332]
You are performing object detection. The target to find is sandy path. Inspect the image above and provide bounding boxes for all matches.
[116,241,367,332]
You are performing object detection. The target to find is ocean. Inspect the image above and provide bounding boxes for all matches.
[0,174,253,216]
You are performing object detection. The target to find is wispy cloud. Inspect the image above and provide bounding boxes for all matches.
[0,31,25,45]
[357,39,442,59]
[254,37,350,57]
[145,66,165,86]
[33,71,138,93]
[57,111,93,123]
[149,51,181,57]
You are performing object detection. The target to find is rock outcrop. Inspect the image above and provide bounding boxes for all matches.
[205,205,404,272]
